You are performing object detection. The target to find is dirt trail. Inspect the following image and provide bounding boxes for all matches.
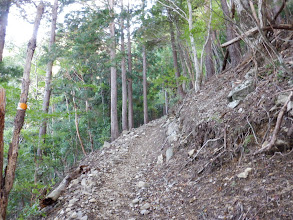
[47,117,167,220]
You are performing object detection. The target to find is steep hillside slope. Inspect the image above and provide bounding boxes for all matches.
[44,48,292,219]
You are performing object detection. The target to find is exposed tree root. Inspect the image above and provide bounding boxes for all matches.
[254,92,293,155]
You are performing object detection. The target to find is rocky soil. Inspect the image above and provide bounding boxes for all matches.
[44,47,293,219]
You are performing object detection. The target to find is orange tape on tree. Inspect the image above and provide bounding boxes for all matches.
[17,103,27,110]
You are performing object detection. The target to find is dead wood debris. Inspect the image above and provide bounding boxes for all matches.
[40,165,90,208]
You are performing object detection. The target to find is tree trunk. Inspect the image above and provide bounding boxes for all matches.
[86,100,94,152]
[0,0,11,62]
[142,45,148,124]
[120,0,128,131]
[109,0,119,141]
[220,0,241,68]
[36,0,58,181]
[164,89,168,115]
[127,2,134,130]
[0,3,44,219]
[0,89,5,191]
[187,0,202,92]
[127,78,134,129]
[168,15,185,100]
[205,36,215,79]
[72,92,86,156]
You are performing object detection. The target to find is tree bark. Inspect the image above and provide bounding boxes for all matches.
[168,15,185,100]
[36,0,58,180]
[0,0,11,62]
[164,89,168,115]
[220,0,241,68]
[85,100,94,152]
[127,3,134,130]
[205,35,215,79]
[109,0,119,141]
[142,45,148,124]
[0,3,44,219]
[187,0,202,92]
[0,88,5,191]
[120,0,128,131]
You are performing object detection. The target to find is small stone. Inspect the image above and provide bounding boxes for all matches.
[69,198,79,205]
[188,149,195,157]
[157,154,164,164]
[237,168,253,179]
[137,181,149,188]
[70,211,78,218]
[65,208,71,212]
[89,198,97,203]
[59,210,65,215]
[81,216,88,220]
[132,198,140,204]
[140,210,150,215]
[228,100,241,109]
[166,147,174,162]
[140,202,151,210]
[103,141,111,148]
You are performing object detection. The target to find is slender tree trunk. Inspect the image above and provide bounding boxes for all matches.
[187,0,202,92]
[0,89,5,191]
[0,3,44,219]
[168,15,185,100]
[0,0,11,62]
[109,0,119,140]
[220,0,241,68]
[36,0,58,181]
[72,92,86,156]
[127,78,134,129]
[205,35,215,79]
[120,0,128,131]
[86,100,94,152]
[142,45,148,124]
[164,89,168,115]
[127,2,134,130]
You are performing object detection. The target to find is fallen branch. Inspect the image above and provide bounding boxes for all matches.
[40,165,90,208]
[254,92,293,155]
[221,24,293,48]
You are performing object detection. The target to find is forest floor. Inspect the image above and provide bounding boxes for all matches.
[44,47,293,220]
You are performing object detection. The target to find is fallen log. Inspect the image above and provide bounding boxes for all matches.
[40,165,90,208]
[221,24,293,48]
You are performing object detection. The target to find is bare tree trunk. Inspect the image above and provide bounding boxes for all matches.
[127,2,134,130]
[72,92,86,156]
[164,89,168,115]
[220,0,242,68]
[205,36,215,79]
[86,100,94,152]
[109,0,119,140]
[0,0,11,62]
[127,78,134,129]
[187,0,202,91]
[120,0,128,131]
[0,3,44,219]
[168,14,185,100]
[36,0,58,182]
[142,45,148,124]
[0,89,5,191]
